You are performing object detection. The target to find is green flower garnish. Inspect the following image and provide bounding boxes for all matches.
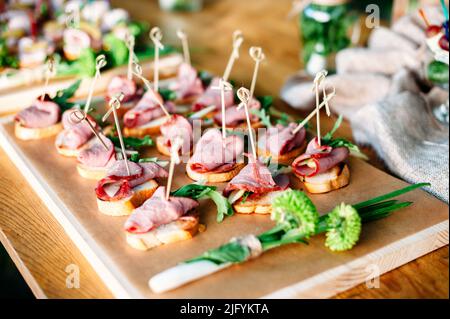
[272,190,319,239]
[325,203,361,252]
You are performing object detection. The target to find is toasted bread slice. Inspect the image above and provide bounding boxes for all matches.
[126,211,199,251]
[123,116,169,138]
[156,136,192,157]
[294,164,350,194]
[97,180,159,217]
[233,190,286,215]
[76,163,109,180]
[186,163,245,183]
[14,121,63,140]
[55,136,97,157]
[257,140,307,165]
[214,121,264,131]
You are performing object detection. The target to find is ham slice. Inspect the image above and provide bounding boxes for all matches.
[95,160,168,201]
[213,98,261,127]
[192,77,234,111]
[15,98,60,128]
[292,138,349,177]
[170,63,204,100]
[106,75,138,103]
[124,187,199,234]
[123,89,176,128]
[258,123,306,155]
[223,158,285,196]
[55,110,96,150]
[77,134,116,168]
[160,115,193,154]
[188,128,244,173]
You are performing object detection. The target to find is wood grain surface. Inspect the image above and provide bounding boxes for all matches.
[0,0,448,298]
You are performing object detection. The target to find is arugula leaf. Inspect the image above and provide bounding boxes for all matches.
[56,49,97,77]
[0,38,19,68]
[51,79,82,112]
[186,241,250,265]
[103,33,128,67]
[159,88,177,101]
[130,153,140,163]
[108,135,154,150]
[172,184,233,222]
[256,96,273,111]
[241,191,252,204]
[250,109,272,128]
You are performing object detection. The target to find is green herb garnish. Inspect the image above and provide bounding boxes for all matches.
[51,79,82,112]
[172,184,233,222]
[108,135,154,150]
[159,88,177,101]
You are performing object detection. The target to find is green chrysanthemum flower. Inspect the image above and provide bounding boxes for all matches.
[272,190,319,238]
[325,203,362,252]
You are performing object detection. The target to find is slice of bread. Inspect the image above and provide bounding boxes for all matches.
[123,116,169,138]
[257,140,307,165]
[186,163,245,183]
[76,163,109,180]
[233,190,286,215]
[55,136,98,157]
[294,164,350,194]
[15,121,63,140]
[156,136,192,157]
[214,121,264,131]
[126,211,199,251]
[97,180,159,217]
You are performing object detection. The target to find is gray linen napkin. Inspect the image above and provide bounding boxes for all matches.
[351,91,449,203]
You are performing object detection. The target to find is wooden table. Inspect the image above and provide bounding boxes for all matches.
[0,0,448,299]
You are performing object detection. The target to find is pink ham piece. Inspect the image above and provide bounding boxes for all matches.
[223,158,285,197]
[160,115,193,154]
[170,63,204,100]
[106,75,138,103]
[123,89,176,128]
[15,98,60,128]
[95,160,168,201]
[213,98,261,127]
[188,128,244,173]
[258,123,306,155]
[124,186,199,234]
[192,77,234,111]
[292,138,349,178]
[55,110,96,150]
[77,134,116,168]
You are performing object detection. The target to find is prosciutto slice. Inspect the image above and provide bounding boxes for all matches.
[55,110,96,150]
[124,187,199,234]
[213,98,261,127]
[77,134,116,168]
[188,128,244,173]
[192,77,234,111]
[292,138,349,177]
[106,75,138,103]
[15,98,60,128]
[223,158,285,197]
[95,160,168,201]
[123,90,176,128]
[258,123,306,155]
[170,63,204,100]
[160,115,193,154]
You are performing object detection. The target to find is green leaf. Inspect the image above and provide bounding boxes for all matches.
[322,115,343,142]
[325,203,361,252]
[130,153,140,163]
[103,33,128,67]
[198,70,213,87]
[256,96,273,111]
[159,88,177,101]
[56,49,97,77]
[172,184,233,222]
[250,109,272,128]
[186,241,250,265]
[241,191,252,204]
[51,79,82,112]
[108,135,154,150]
[271,190,319,238]
[0,38,19,68]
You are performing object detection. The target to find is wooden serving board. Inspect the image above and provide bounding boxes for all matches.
[0,115,448,298]
[0,53,183,116]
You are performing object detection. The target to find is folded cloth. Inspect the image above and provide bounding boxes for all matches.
[351,91,449,203]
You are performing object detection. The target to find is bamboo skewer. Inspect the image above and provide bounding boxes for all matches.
[103,93,129,175]
[222,30,244,82]
[237,87,257,159]
[84,55,107,114]
[40,56,56,102]
[212,79,233,139]
[69,109,109,150]
[150,27,164,93]
[248,47,265,102]
[176,29,191,66]
[125,32,135,81]
[312,70,328,146]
